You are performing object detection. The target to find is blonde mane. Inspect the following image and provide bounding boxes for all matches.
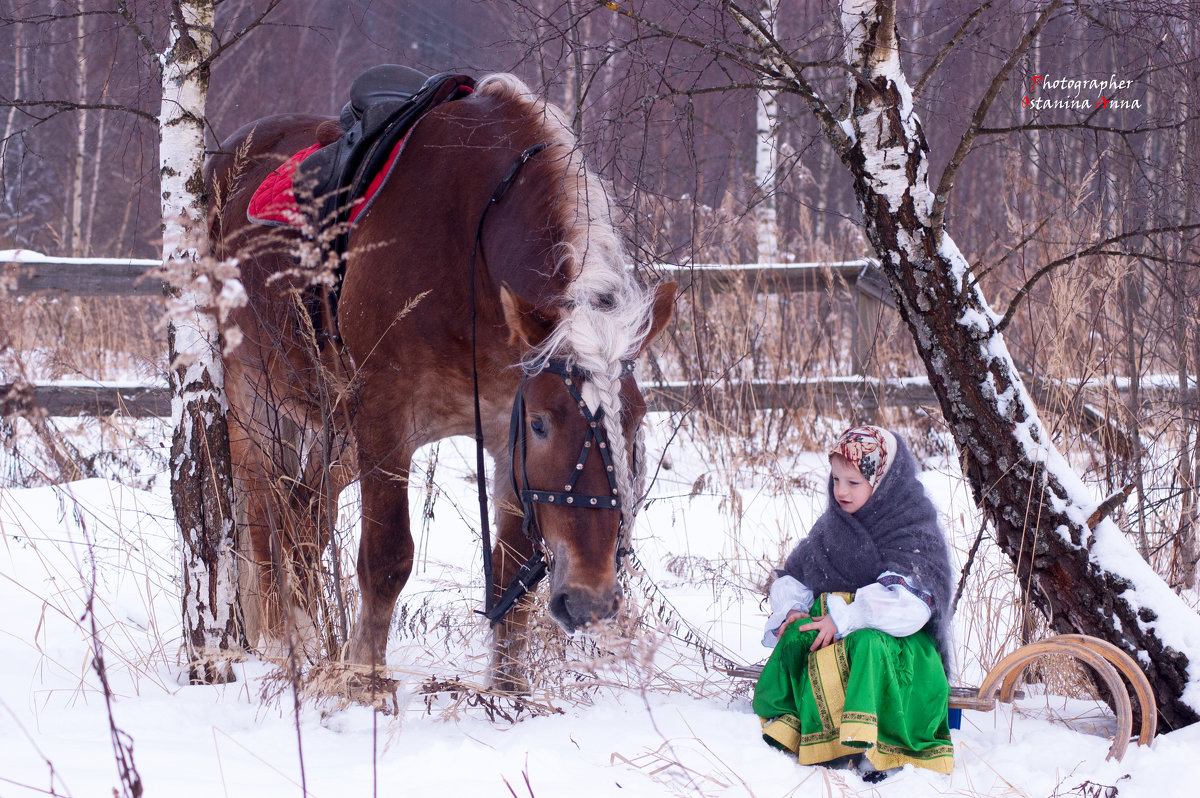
[476,74,657,529]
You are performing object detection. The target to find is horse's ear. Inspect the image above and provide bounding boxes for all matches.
[638,281,677,356]
[500,282,556,349]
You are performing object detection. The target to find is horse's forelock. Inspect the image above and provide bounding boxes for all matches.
[538,187,654,536]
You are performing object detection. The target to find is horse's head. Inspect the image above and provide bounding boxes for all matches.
[500,281,675,632]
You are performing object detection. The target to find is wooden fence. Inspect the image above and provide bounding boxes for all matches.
[0,254,1186,432]
[3,254,909,418]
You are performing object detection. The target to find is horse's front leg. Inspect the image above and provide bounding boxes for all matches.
[344,462,414,673]
[489,505,539,695]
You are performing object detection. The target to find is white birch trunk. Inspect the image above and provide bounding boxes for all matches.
[70,5,87,257]
[754,0,780,263]
[161,0,241,684]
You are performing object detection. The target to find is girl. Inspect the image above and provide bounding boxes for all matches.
[754,425,955,778]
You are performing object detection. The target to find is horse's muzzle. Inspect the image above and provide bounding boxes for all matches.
[548,584,621,632]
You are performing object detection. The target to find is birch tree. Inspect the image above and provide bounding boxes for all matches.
[591,0,1200,729]
[3,0,287,684]
[115,0,244,684]
[823,0,1200,729]
[156,0,241,684]
[752,0,779,262]
[739,0,1200,730]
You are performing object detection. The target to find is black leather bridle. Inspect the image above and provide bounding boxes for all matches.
[482,359,636,624]
[510,359,633,520]
[469,144,637,626]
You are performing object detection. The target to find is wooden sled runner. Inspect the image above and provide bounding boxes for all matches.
[724,633,1156,762]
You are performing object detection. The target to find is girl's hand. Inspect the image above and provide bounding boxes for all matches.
[794,614,838,651]
[778,609,809,636]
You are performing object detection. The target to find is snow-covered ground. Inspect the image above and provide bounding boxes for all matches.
[1,417,1197,797]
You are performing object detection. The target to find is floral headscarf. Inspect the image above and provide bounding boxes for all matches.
[829,425,898,489]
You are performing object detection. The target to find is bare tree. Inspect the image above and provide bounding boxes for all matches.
[117,0,242,684]
[752,0,779,262]
[164,0,241,685]
[2,0,287,683]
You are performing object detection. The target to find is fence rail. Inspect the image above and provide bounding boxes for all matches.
[4,254,163,297]
[1,255,1191,431]
[3,255,898,418]
[3,382,171,418]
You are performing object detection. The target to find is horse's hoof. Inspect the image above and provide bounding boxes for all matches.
[343,669,402,714]
[489,669,531,696]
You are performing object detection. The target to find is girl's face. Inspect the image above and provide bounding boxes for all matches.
[830,455,873,514]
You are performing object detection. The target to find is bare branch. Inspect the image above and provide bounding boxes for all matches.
[0,8,114,25]
[206,0,286,64]
[721,0,853,158]
[115,0,160,74]
[966,214,1055,293]
[997,223,1200,332]
[0,98,157,125]
[594,1,771,76]
[913,1,994,98]
[979,118,1199,136]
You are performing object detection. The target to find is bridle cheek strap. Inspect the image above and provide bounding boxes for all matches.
[471,143,547,620]
[518,361,627,514]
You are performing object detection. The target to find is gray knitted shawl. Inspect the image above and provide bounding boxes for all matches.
[782,435,955,669]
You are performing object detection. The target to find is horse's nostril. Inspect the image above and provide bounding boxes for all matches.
[549,592,573,628]
[549,589,621,631]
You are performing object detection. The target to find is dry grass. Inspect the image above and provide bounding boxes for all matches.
[1,291,167,489]
[0,295,163,383]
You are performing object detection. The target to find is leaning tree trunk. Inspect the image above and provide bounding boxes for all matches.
[160,0,241,685]
[830,0,1199,730]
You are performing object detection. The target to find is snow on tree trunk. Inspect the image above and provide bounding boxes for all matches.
[834,0,1199,730]
[754,0,780,263]
[161,0,241,685]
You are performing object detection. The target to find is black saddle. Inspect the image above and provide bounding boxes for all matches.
[291,65,475,345]
[294,65,475,230]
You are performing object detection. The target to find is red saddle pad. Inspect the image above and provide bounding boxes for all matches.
[246,137,407,228]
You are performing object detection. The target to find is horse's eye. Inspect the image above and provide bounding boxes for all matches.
[530,416,548,438]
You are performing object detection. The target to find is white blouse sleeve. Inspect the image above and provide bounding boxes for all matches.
[761,575,814,648]
[825,571,932,639]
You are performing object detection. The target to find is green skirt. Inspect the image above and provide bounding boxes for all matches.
[752,593,954,774]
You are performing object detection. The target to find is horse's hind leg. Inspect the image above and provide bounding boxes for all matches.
[229,422,286,652]
[295,425,356,653]
[228,375,325,658]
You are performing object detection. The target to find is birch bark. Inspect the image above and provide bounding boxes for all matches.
[160,0,241,684]
[70,4,87,257]
[753,0,780,263]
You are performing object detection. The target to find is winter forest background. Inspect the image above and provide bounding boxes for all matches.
[2,1,1200,796]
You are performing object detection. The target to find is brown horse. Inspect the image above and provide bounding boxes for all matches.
[207,73,675,688]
